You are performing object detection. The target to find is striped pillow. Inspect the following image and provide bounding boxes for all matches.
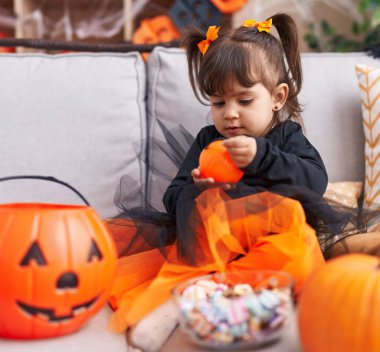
[356,65,380,210]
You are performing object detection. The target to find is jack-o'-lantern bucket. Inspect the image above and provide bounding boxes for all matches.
[0,176,117,339]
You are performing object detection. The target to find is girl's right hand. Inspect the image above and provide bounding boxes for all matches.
[192,167,215,189]
[191,167,234,191]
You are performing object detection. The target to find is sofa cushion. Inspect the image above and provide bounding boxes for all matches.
[300,53,378,183]
[0,53,146,219]
[146,47,209,210]
[355,64,380,210]
[146,49,379,212]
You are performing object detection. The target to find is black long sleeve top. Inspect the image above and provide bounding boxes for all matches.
[163,121,328,216]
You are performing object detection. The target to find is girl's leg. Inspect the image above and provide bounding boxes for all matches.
[329,232,380,257]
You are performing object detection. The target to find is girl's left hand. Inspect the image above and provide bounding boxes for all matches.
[222,136,257,168]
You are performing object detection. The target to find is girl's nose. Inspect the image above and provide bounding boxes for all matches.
[223,105,239,120]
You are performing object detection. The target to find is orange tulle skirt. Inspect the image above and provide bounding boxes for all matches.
[105,188,325,332]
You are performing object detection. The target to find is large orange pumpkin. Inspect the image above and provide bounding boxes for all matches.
[0,203,117,339]
[298,254,380,352]
[199,140,244,183]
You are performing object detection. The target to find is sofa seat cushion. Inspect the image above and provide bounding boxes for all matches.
[0,307,126,351]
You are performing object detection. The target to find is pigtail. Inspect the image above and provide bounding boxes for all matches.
[181,27,208,104]
[272,13,303,118]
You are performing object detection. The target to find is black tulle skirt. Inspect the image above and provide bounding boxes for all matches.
[108,118,379,259]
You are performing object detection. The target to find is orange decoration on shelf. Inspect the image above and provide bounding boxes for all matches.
[298,254,380,352]
[199,140,244,183]
[0,32,15,53]
[132,15,180,60]
[0,203,117,339]
[210,0,248,13]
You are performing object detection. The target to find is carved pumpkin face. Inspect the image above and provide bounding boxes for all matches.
[0,203,117,339]
[132,15,180,61]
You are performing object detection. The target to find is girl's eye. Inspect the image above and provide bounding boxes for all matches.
[240,99,253,105]
[212,101,225,107]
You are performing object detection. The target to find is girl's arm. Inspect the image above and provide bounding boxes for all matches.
[244,121,328,195]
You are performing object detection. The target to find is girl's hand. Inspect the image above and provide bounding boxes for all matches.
[192,167,215,189]
[222,136,257,168]
[192,167,234,191]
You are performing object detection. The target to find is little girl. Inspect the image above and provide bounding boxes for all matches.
[107,14,344,332]
[164,14,328,217]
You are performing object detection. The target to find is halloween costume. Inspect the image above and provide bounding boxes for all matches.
[106,119,373,332]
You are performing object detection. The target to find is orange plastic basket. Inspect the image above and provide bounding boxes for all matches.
[0,175,117,339]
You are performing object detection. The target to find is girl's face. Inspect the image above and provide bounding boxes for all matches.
[210,80,282,138]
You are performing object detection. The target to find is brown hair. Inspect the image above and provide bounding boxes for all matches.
[182,13,303,128]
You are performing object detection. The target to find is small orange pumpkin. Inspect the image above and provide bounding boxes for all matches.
[0,203,117,339]
[298,254,380,352]
[199,140,244,183]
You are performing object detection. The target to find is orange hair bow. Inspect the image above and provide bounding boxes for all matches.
[243,18,272,33]
[197,25,220,56]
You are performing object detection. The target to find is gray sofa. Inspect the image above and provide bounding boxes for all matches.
[0,49,378,351]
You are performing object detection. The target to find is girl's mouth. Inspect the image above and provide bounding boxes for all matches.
[226,127,242,135]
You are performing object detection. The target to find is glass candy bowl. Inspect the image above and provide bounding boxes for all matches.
[172,270,294,350]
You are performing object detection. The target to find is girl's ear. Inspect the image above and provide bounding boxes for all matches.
[272,83,289,111]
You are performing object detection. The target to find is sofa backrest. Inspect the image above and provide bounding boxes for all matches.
[300,52,379,182]
[146,48,380,210]
[0,53,146,219]
[1,49,379,217]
